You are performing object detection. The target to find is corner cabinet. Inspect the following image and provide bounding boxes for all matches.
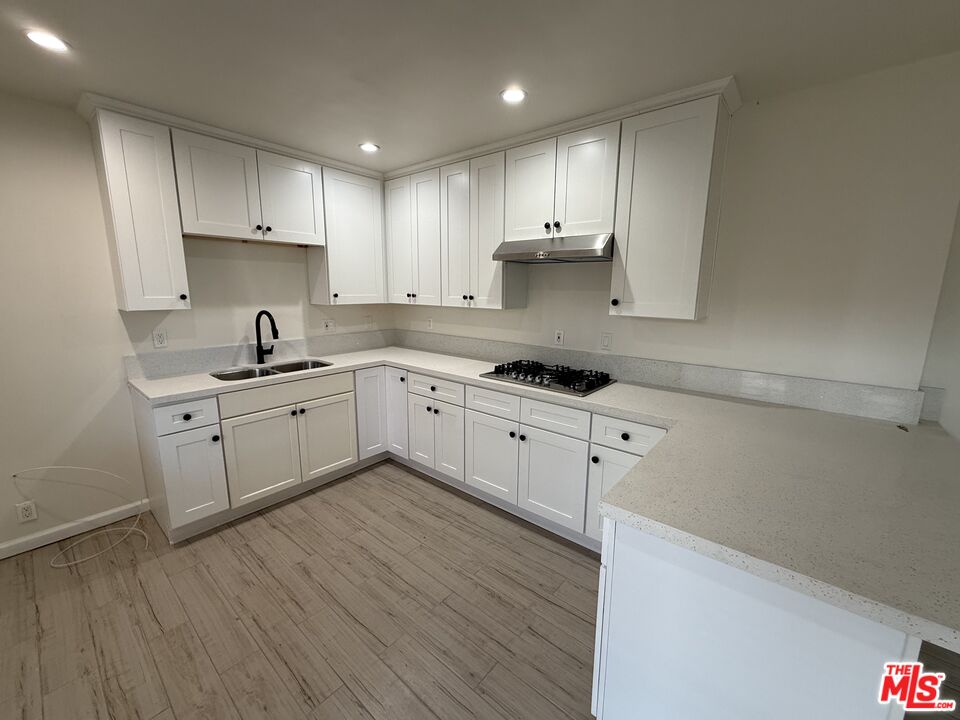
[309,168,386,305]
[610,95,731,320]
[90,110,190,311]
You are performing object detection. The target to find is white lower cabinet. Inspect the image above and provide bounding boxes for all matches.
[385,366,409,458]
[464,410,519,503]
[157,425,230,527]
[585,445,641,540]
[355,367,388,459]
[298,392,358,481]
[407,394,464,481]
[518,424,589,531]
[221,405,302,508]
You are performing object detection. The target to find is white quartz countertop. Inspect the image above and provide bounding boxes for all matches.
[129,347,960,651]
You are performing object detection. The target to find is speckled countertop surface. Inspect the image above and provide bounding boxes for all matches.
[129,347,960,651]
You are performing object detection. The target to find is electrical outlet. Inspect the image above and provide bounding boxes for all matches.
[600,332,613,351]
[554,329,565,346]
[362,315,373,328]
[16,500,37,523]
[152,326,168,349]
[427,318,433,330]
[323,319,335,332]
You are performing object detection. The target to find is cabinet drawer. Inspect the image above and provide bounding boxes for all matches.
[218,372,354,419]
[465,385,520,421]
[408,373,465,405]
[153,397,219,436]
[519,398,591,440]
[591,414,666,456]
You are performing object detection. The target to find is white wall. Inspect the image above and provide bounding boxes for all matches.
[392,52,960,390]
[922,206,960,438]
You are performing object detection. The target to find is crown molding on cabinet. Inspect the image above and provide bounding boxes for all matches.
[76,92,384,180]
[383,76,741,179]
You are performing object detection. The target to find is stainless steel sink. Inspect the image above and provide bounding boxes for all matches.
[269,359,332,373]
[210,367,279,381]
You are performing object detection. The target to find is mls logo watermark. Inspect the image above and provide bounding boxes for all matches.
[879,662,956,712]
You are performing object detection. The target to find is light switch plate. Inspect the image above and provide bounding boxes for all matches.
[600,332,613,351]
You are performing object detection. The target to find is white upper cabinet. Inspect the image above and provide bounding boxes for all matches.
[256,150,325,246]
[610,95,729,320]
[308,167,385,305]
[385,176,414,303]
[385,170,441,305]
[504,123,620,241]
[440,161,471,307]
[504,138,557,241]
[554,122,620,237]
[92,111,190,311]
[172,129,263,241]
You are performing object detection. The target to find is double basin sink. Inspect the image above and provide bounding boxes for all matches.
[210,359,331,382]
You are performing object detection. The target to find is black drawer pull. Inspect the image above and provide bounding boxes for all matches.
[433,408,439,414]
[519,434,526,441]
[621,432,630,441]
[212,435,220,443]
[509,431,516,438]
[182,413,192,422]
[290,410,297,416]
[430,385,436,391]
[591,456,599,464]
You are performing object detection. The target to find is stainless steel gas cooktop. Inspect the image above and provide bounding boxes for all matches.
[479,360,615,397]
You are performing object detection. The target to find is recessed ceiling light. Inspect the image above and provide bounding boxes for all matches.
[359,142,380,153]
[26,30,69,52]
[500,87,527,104]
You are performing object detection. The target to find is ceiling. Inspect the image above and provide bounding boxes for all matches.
[1,0,958,172]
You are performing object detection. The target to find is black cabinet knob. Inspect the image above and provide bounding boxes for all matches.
[212,435,220,443]
[468,295,474,300]
[621,432,630,441]
[553,220,561,230]
[519,434,527,441]
[400,377,406,383]
[299,408,306,414]
[406,293,411,298]
[179,293,188,300]
[591,456,599,464]
[265,226,272,232]
[543,222,551,231]
[433,408,439,414]
[462,294,468,300]
[256,224,263,231]
[430,386,436,392]
[290,410,297,416]
[610,298,620,307]
[412,293,417,298]
[509,431,516,438]
[182,413,192,421]
[426,406,432,412]
[333,293,339,298]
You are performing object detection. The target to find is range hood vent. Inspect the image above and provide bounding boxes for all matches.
[492,234,614,264]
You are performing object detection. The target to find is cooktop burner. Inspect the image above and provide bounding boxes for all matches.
[479,360,614,397]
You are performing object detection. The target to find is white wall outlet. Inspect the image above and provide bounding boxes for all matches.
[323,319,335,332]
[362,314,373,328]
[554,329,565,346]
[600,332,613,351]
[427,318,434,330]
[152,326,168,349]
[16,500,37,523]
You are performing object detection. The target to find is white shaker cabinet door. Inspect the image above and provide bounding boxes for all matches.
[585,445,640,541]
[221,405,301,508]
[320,167,386,304]
[464,410,519,503]
[256,150,325,246]
[518,424,589,532]
[440,161,471,307]
[411,168,441,306]
[407,393,436,468]
[158,425,229,528]
[610,95,727,320]
[504,138,557,241]
[385,366,409,458]
[93,111,190,311]
[297,392,358,482]
[554,122,620,238]
[385,175,414,303]
[171,129,263,240]
[434,400,465,482]
[355,367,387,459]
[469,152,506,309]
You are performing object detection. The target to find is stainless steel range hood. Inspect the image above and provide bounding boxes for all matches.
[492,233,614,263]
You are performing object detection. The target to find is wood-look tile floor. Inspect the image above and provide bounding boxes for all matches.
[0,460,601,720]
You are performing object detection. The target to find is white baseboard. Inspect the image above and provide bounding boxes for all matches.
[0,500,149,561]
